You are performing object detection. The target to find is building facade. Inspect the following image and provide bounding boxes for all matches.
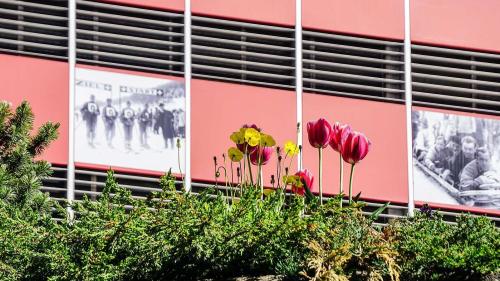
[1,0,499,221]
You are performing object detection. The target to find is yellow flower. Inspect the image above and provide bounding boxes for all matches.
[283,175,301,186]
[284,141,299,156]
[260,134,276,147]
[228,147,243,162]
[230,131,245,144]
[244,128,261,147]
[263,189,275,196]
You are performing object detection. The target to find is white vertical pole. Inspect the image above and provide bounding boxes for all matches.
[184,0,192,192]
[295,0,303,170]
[404,0,415,217]
[67,0,76,218]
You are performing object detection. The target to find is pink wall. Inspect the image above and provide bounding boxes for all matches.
[0,55,69,165]
[100,0,183,12]
[303,93,408,204]
[191,79,297,184]
[192,0,294,26]
[411,0,500,53]
[303,0,404,41]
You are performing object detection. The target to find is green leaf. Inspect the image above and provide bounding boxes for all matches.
[370,201,390,221]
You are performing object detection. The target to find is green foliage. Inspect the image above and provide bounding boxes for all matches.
[0,101,59,212]
[0,169,498,281]
[0,101,498,281]
[386,212,500,281]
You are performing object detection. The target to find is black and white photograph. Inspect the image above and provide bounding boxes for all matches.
[412,110,500,210]
[75,68,185,173]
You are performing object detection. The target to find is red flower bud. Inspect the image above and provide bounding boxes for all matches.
[307,118,332,149]
[249,146,273,166]
[341,131,371,165]
[329,122,352,153]
[292,169,314,196]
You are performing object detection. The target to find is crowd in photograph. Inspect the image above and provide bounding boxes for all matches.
[412,111,500,194]
[79,94,185,151]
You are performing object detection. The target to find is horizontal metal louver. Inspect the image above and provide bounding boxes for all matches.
[412,44,500,114]
[42,166,500,225]
[76,0,184,75]
[191,16,295,89]
[303,30,405,102]
[0,0,68,60]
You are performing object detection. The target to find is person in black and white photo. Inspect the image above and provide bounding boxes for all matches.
[102,98,118,148]
[154,103,175,149]
[80,94,100,147]
[120,101,136,150]
[139,103,153,149]
[174,108,185,138]
[413,111,500,210]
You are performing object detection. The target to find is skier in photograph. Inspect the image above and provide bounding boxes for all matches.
[102,98,118,148]
[120,101,136,150]
[175,108,185,138]
[154,103,175,149]
[80,94,100,147]
[138,103,153,149]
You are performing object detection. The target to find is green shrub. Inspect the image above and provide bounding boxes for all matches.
[0,170,400,281]
[387,211,500,281]
[0,102,498,281]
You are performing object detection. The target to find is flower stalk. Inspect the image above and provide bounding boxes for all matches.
[319,148,323,205]
[348,164,355,205]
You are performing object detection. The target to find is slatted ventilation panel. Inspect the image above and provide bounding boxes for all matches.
[412,45,500,114]
[191,16,295,89]
[76,0,184,75]
[0,0,68,60]
[43,167,500,225]
[303,30,405,102]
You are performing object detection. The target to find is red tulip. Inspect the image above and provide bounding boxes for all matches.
[242,123,260,131]
[329,123,352,152]
[237,143,258,154]
[307,118,332,148]
[250,146,273,165]
[292,169,314,196]
[341,131,371,164]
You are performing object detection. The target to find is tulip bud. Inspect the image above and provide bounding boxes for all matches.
[307,118,333,148]
[330,122,352,153]
[249,146,273,166]
[291,169,314,196]
[341,131,371,164]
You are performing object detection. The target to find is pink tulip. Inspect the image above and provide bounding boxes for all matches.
[307,118,332,149]
[341,131,371,164]
[329,123,352,152]
[250,146,273,165]
[292,169,314,196]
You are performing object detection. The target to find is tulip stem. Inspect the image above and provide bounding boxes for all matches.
[242,148,247,185]
[339,153,343,208]
[319,148,323,205]
[239,161,243,197]
[348,164,355,205]
[247,154,254,186]
[259,165,263,199]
